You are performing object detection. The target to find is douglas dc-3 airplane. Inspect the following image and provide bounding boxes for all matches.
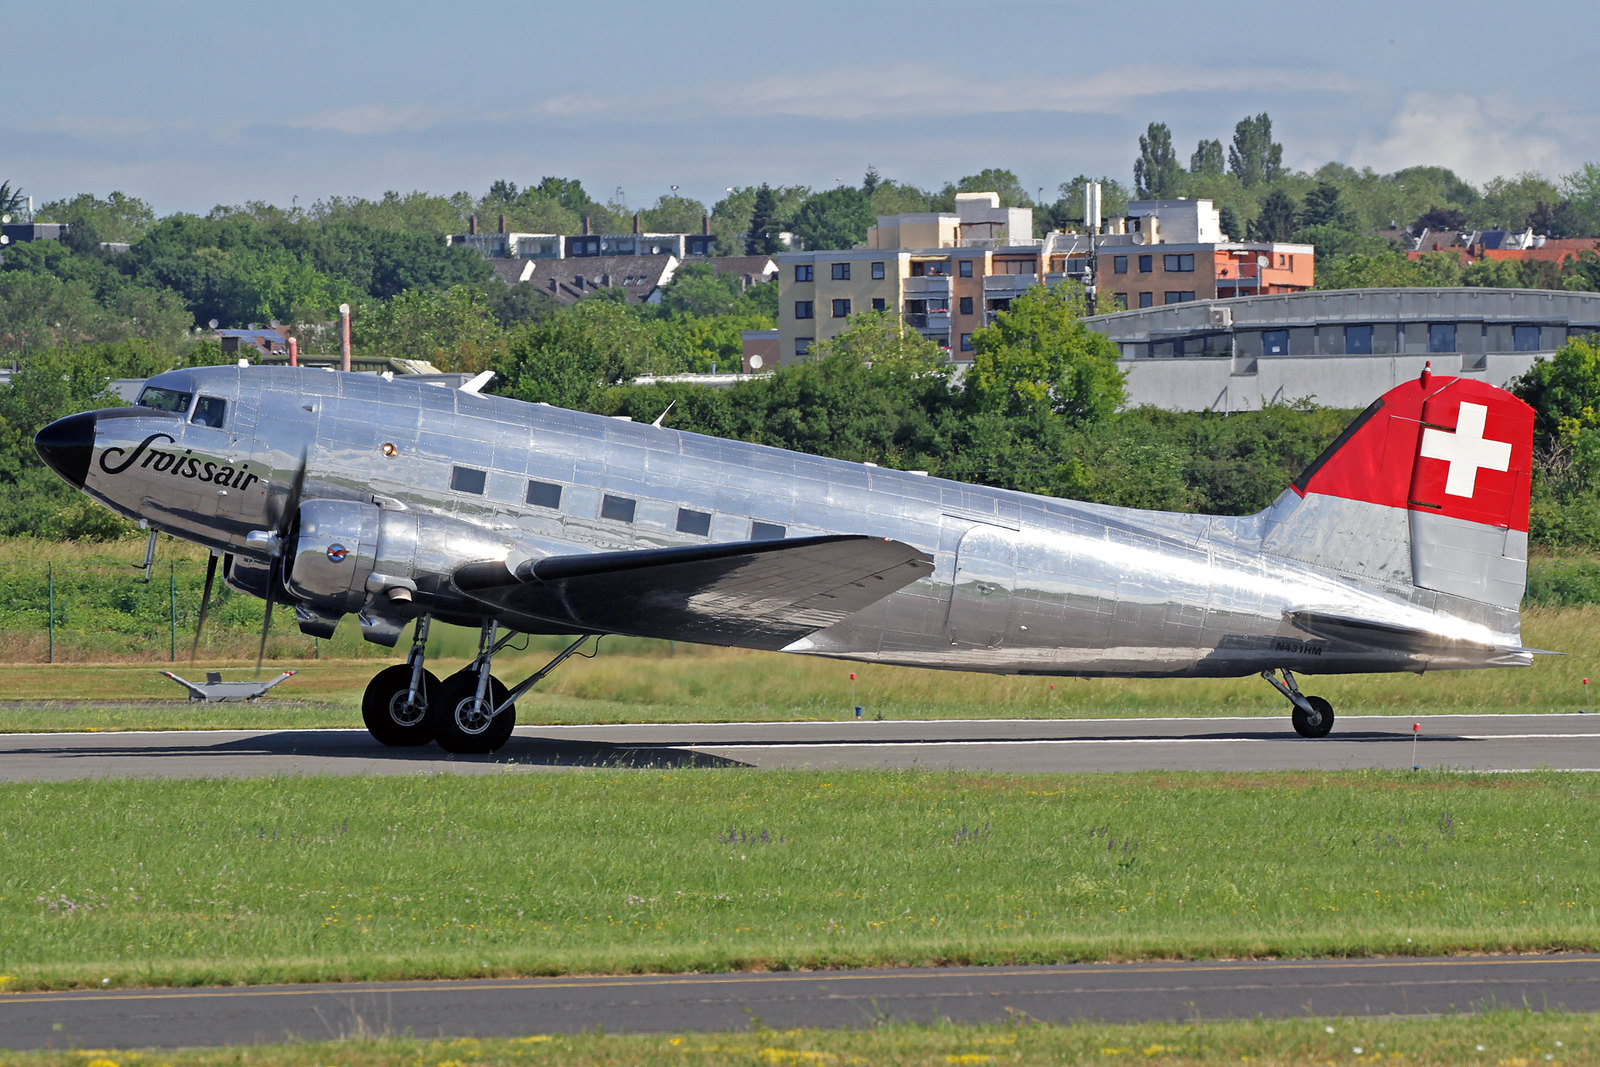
[35,363,1539,752]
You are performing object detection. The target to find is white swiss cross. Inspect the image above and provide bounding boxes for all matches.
[1419,401,1512,498]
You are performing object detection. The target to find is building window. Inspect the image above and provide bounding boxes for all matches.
[795,338,812,356]
[451,466,487,494]
[831,262,850,280]
[1429,323,1457,353]
[600,495,636,523]
[751,521,786,541]
[958,260,974,278]
[1263,329,1288,356]
[1164,291,1195,304]
[1138,292,1154,308]
[1113,255,1128,275]
[794,300,813,319]
[960,333,973,352]
[1345,325,1373,354]
[1114,293,1128,310]
[1138,255,1153,273]
[959,296,973,315]
[525,480,562,508]
[1163,253,1194,272]
[871,261,885,280]
[1514,324,1542,351]
[794,264,813,282]
[832,298,851,318]
[676,508,711,537]
[871,298,885,312]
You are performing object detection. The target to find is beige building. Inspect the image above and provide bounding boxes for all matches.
[777,193,1057,363]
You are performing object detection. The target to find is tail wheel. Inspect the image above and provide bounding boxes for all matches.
[1292,695,1335,739]
[429,671,516,754]
[362,664,439,747]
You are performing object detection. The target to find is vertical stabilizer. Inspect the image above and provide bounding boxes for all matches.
[1262,371,1534,610]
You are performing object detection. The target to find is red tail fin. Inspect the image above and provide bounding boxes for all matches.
[1293,373,1533,533]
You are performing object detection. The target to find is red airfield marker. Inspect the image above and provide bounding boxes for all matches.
[1412,722,1421,771]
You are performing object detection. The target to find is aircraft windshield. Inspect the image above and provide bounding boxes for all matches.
[138,386,192,413]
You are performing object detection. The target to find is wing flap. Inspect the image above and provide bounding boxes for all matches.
[456,535,934,650]
[1285,609,1544,665]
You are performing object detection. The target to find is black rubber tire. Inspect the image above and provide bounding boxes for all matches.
[361,664,439,746]
[429,671,516,754]
[1291,695,1335,739]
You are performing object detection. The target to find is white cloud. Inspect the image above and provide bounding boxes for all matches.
[1350,90,1583,185]
[284,103,455,136]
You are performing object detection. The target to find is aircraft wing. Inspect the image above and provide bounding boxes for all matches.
[454,535,935,650]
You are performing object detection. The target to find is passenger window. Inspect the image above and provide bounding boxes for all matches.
[191,396,227,428]
[601,495,636,523]
[676,508,712,537]
[526,480,562,508]
[451,466,487,494]
[751,521,786,541]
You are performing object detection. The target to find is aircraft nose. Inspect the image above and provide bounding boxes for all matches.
[34,411,97,489]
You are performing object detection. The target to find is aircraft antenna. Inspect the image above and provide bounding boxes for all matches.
[652,400,676,428]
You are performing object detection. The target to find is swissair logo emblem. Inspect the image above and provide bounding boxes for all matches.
[1418,402,1513,498]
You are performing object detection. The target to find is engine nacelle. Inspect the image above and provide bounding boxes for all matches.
[283,499,518,645]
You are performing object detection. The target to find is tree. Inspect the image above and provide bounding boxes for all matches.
[641,194,708,235]
[1511,337,1600,503]
[495,300,670,411]
[788,187,874,252]
[654,263,752,318]
[746,184,783,255]
[1560,162,1600,237]
[1134,123,1184,199]
[1250,189,1299,242]
[0,180,25,216]
[37,191,156,243]
[1476,172,1562,231]
[966,283,1125,422]
[1298,181,1357,232]
[1218,203,1243,241]
[352,286,504,372]
[1190,139,1224,176]
[941,168,1033,207]
[1228,113,1283,188]
[1412,205,1468,232]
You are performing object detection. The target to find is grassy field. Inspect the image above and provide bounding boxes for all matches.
[0,601,1594,733]
[0,1013,1595,1066]
[0,770,1596,992]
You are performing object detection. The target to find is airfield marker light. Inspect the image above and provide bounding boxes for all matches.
[1583,678,1589,714]
[850,672,857,716]
[1412,722,1421,771]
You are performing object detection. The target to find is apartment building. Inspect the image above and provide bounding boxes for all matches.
[446,213,716,261]
[777,193,1051,362]
[776,194,1315,365]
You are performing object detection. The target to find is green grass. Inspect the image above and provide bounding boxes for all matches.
[1,771,1597,992]
[0,1013,1596,1066]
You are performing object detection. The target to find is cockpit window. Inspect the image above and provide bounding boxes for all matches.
[192,396,227,428]
[137,386,192,413]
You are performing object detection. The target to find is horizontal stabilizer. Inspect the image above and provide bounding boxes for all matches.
[1285,610,1538,664]
[456,535,934,650]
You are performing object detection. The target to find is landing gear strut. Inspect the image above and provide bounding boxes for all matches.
[361,617,438,746]
[1262,667,1335,739]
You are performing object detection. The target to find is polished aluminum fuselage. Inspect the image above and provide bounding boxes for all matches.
[75,366,1525,678]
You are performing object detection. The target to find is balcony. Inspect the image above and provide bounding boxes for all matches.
[903,311,952,331]
[904,276,952,298]
[983,273,1038,297]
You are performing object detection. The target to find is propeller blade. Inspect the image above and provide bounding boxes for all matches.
[190,552,218,662]
[257,450,308,678]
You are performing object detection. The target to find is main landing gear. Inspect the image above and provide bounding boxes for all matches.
[1261,667,1335,738]
[359,616,593,754]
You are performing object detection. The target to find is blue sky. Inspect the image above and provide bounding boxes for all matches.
[7,0,1598,217]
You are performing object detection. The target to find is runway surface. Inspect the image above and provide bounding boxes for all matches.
[4,955,1599,1050]
[0,714,1597,780]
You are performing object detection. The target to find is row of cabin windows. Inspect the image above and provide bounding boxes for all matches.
[451,466,786,540]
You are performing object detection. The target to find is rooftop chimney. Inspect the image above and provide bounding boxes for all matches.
[498,214,507,234]
[468,215,478,235]
[702,214,710,236]
[582,214,591,236]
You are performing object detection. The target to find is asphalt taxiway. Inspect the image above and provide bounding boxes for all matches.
[0,714,1596,781]
[4,955,1600,1050]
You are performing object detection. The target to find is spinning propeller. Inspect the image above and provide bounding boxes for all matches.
[249,451,308,675]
